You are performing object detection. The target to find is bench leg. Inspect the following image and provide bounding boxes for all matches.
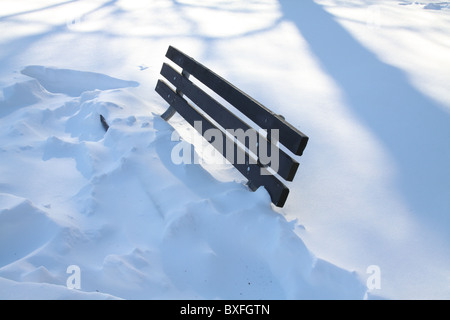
[246,180,259,192]
[161,105,177,121]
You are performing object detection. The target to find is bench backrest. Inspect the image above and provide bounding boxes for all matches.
[155,46,308,207]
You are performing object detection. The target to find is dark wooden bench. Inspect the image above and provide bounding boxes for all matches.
[155,46,308,207]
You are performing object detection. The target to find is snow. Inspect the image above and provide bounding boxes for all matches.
[0,0,449,300]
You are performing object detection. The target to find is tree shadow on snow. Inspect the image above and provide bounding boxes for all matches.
[0,0,121,76]
[0,0,79,22]
[278,0,450,237]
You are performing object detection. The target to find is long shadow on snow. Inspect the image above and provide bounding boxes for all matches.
[0,0,120,78]
[279,0,450,235]
[0,0,79,22]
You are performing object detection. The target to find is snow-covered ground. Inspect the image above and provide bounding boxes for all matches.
[0,0,449,300]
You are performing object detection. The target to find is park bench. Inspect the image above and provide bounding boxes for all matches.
[155,46,308,207]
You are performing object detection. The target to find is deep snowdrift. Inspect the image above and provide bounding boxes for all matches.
[0,66,365,299]
[0,0,449,300]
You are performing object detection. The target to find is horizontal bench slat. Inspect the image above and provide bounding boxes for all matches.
[160,62,299,181]
[165,46,309,156]
[155,79,290,207]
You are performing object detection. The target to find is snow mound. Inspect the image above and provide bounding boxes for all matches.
[0,79,55,117]
[0,194,59,269]
[0,65,367,299]
[21,65,139,97]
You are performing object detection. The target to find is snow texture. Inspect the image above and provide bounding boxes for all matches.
[0,0,449,300]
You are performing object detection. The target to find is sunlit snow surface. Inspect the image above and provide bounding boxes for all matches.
[0,0,449,299]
